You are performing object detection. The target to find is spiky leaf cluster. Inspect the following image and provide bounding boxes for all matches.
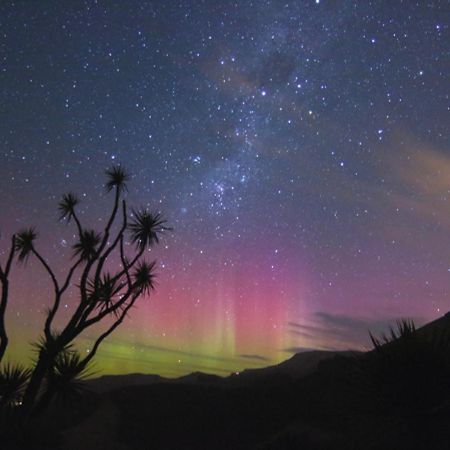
[14,228,37,262]
[72,229,101,260]
[47,350,92,405]
[87,273,123,311]
[132,260,156,295]
[0,364,31,407]
[32,334,70,359]
[350,319,450,417]
[58,192,79,222]
[129,209,169,251]
[105,165,129,193]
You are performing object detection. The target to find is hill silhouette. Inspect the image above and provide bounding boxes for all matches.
[84,349,358,393]
[5,314,450,450]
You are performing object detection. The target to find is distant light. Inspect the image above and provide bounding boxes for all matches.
[261,90,267,96]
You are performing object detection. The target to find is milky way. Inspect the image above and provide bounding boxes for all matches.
[1,1,449,376]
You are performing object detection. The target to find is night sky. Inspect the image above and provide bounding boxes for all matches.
[1,1,449,377]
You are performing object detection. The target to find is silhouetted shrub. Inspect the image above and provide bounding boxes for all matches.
[352,319,450,417]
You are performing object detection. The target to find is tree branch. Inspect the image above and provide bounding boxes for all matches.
[76,275,127,329]
[0,235,15,362]
[44,257,84,338]
[112,248,144,285]
[120,235,132,289]
[95,186,121,261]
[0,278,10,362]
[4,235,15,277]
[32,248,59,294]
[81,287,137,330]
[81,292,140,368]
[60,257,83,295]
[71,210,83,239]
[93,200,127,289]
[71,186,121,327]
[30,247,62,340]
[75,200,129,331]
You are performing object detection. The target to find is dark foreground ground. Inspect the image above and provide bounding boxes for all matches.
[4,345,450,450]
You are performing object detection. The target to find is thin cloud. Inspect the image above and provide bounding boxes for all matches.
[239,354,271,362]
[282,346,316,354]
[287,311,426,351]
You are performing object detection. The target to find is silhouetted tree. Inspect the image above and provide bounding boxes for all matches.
[2,165,169,418]
[0,234,15,363]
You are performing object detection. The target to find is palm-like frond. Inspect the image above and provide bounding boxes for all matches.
[132,260,157,295]
[58,192,79,222]
[14,228,37,262]
[105,165,129,193]
[72,229,102,260]
[129,209,169,251]
[87,273,124,312]
[370,319,416,350]
[351,318,450,417]
[0,363,31,407]
[31,334,72,359]
[47,350,92,405]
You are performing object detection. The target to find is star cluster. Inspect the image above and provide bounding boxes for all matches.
[0,1,449,376]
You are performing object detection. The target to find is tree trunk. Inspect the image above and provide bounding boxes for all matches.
[21,350,55,416]
[33,384,55,416]
[0,280,9,363]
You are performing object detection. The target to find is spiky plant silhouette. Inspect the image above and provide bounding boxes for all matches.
[105,165,129,193]
[50,350,92,400]
[1,164,169,418]
[0,363,31,409]
[369,318,416,348]
[72,229,102,261]
[15,228,36,263]
[129,209,170,250]
[33,349,93,415]
[353,318,450,417]
[132,260,157,295]
[58,193,79,221]
[87,272,124,314]
[0,363,32,447]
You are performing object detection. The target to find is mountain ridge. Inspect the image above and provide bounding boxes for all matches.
[85,349,360,392]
